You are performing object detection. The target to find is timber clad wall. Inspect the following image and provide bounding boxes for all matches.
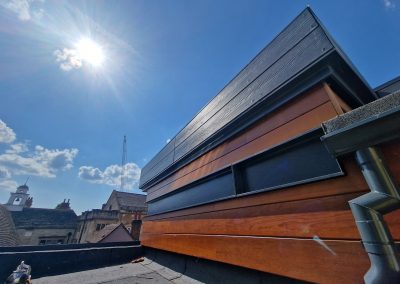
[138,7,397,284]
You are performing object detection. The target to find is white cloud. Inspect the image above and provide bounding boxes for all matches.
[0,167,11,179]
[166,138,171,144]
[6,142,29,154]
[54,48,83,71]
[0,179,18,192]
[0,120,16,144]
[34,145,78,171]
[79,162,141,190]
[0,120,78,178]
[1,0,44,21]
[384,0,396,8]
[0,145,78,178]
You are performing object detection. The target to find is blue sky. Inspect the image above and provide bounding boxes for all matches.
[0,0,399,214]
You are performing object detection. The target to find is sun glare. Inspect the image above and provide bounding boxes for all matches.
[76,38,105,67]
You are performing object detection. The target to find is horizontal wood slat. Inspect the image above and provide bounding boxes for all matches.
[147,101,339,202]
[147,83,331,196]
[143,204,400,241]
[143,193,358,239]
[141,233,369,284]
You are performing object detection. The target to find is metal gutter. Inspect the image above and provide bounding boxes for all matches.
[321,92,400,283]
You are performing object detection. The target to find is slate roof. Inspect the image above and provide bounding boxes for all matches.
[11,208,77,229]
[113,191,147,211]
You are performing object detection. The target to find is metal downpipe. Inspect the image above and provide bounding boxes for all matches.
[350,147,400,283]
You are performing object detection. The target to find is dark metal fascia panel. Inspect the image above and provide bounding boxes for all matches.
[321,106,400,157]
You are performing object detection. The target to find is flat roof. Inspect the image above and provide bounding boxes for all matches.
[33,259,201,284]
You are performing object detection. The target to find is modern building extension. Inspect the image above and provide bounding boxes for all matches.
[139,7,400,284]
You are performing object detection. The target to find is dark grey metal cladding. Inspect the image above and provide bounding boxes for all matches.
[147,171,234,215]
[375,76,400,97]
[174,9,318,147]
[242,136,342,192]
[174,27,332,161]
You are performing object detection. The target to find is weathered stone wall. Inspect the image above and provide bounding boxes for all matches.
[16,228,75,245]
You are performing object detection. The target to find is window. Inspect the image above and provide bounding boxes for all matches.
[96,223,106,231]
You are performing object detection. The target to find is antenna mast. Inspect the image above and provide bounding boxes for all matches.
[120,135,127,191]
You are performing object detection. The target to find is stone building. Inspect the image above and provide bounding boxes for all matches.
[3,184,78,245]
[11,200,77,245]
[74,190,147,243]
[74,209,120,243]
[102,190,147,227]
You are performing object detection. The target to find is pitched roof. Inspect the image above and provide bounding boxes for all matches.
[88,223,133,243]
[113,191,147,210]
[11,208,77,229]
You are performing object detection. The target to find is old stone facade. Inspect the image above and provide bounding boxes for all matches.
[74,190,147,243]
[3,184,77,246]
[74,209,120,243]
[11,206,77,245]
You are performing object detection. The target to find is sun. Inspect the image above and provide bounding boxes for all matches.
[75,38,105,67]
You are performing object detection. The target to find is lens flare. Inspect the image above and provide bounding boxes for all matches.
[75,38,105,67]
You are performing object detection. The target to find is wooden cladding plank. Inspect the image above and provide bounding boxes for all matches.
[144,192,400,241]
[147,84,331,196]
[382,140,400,185]
[142,210,359,239]
[174,27,333,162]
[144,158,368,221]
[141,233,369,284]
[175,9,318,147]
[324,82,352,114]
[143,193,360,239]
[147,101,338,202]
